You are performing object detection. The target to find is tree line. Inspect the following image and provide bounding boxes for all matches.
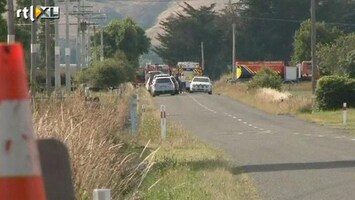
[0,0,150,88]
[154,0,355,79]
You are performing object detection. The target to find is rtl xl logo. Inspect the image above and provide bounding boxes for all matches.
[16,6,60,21]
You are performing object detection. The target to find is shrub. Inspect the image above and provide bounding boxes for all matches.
[247,68,282,90]
[315,75,355,110]
[76,58,127,88]
[76,54,135,88]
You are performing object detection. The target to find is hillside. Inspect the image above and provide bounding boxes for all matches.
[57,0,230,46]
[145,0,230,47]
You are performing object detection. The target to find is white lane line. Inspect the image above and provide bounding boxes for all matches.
[238,119,242,121]
[293,132,300,135]
[335,136,345,139]
[259,128,264,131]
[351,139,355,141]
[243,122,248,124]
[238,132,244,135]
[233,116,237,119]
[189,96,216,113]
[225,113,229,115]
[253,126,258,129]
[317,134,325,137]
[304,134,312,136]
[248,124,253,127]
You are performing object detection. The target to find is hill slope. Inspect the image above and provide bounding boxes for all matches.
[57,0,229,45]
[145,0,230,47]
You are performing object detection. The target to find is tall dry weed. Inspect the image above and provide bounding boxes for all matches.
[32,84,153,199]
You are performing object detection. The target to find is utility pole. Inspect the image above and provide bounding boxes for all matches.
[7,0,15,43]
[100,27,104,61]
[65,0,71,92]
[31,0,38,94]
[76,0,82,73]
[45,0,52,94]
[87,21,91,67]
[201,42,205,71]
[232,23,236,81]
[81,22,86,69]
[311,0,317,94]
[55,18,61,92]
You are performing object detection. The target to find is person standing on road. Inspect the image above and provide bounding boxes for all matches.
[175,73,181,93]
[179,73,186,93]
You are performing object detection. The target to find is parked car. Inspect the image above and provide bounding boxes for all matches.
[146,70,163,82]
[150,77,176,97]
[146,74,170,91]
[145,71,163,91]
[153,74,170,79]
[190,76,212,94]
[170,76,180,94]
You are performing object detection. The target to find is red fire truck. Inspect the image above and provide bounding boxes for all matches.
[236,61,285,79]
[235,60,319,80]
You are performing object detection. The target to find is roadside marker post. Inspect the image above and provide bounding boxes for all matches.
[161,105,167,139]
[0,43,47,199]
[93,189,111,200]
[343,102,348,125]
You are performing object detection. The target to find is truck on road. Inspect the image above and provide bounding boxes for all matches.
[177,62,202,91]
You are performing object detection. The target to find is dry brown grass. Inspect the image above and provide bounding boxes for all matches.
[214,80,313,115]
[32,84,154,199]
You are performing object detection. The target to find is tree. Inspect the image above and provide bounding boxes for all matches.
[91,18,150,67]
[154,3,225,78]
[233,0,310,61]
[291,20,343,64]
[76,52,133,88]
[317,33,355,77]
[220,0,355,61]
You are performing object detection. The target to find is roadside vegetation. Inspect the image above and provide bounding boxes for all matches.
[32,84,155,199]
[31,83,261,199]
[133,88,261,200]
[215,73,355,134]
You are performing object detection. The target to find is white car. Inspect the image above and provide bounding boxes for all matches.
[190,76,212,94]
[150,77,176,97]
[146,74,170,91]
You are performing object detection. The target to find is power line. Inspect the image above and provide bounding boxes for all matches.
[241,16,355,27]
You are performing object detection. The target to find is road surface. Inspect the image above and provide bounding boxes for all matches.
[153,93,355,200]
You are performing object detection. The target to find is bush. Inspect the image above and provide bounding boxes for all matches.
[315,75,355,110]
[247,68,282,90]
[76,57,130,88]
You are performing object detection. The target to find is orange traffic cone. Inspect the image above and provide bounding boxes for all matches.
[0,43,46,199]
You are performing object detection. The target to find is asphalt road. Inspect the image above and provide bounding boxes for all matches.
[153,93,355,200]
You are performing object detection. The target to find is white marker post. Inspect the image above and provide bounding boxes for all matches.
[93,189,111,200]
[343,102,348,125]
[161,105,167,139]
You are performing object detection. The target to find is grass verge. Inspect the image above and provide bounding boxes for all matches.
[214,77,355,134]
[133,88,261,200]
[33,84,154,199]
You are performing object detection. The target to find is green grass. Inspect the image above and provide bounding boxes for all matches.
[133,88,261,200]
